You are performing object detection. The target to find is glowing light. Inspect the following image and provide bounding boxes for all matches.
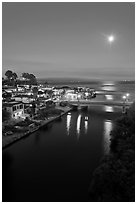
[105,95,113,100]
[76,115,82,138]
[101,86,116,91]
[77,94,81,99]
[102,33,116,45]
[84,120,88,134]
[123,95,126,100]
[85,116,88,121]
[66,114,71,135]
[108,35,114,43]
[104,120,113,154]
[104,106,114,112]
[126,93,130,97]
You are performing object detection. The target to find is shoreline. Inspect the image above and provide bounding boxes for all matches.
[2,106,72,149]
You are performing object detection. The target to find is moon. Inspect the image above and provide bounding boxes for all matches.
[108,35,115,43]
[101,33,116,45]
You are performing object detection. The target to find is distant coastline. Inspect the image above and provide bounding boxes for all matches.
[37,78,135,85]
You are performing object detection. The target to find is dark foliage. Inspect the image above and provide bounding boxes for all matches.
[12,72,18,80]
[2,92,12,99]
[3,72,37,85]
[89,103,135,202]
[5,70,13,79]
[37,107,63,119]
[2,109,11,122]
[22,73,37,85]
[16,119,32,127]
[60,101,68,107]
[32,87,38,99]
[5,70,18,80]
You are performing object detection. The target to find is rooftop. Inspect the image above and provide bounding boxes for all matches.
[3,101,23,107]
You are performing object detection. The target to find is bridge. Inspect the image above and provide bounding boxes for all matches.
[67,99,133,107]
[57,99,133,107]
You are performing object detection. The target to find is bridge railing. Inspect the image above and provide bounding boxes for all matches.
[58,99,133,107]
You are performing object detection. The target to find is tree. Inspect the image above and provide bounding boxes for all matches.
[29,74,37,85]
[5,70,13,80]
[12,72,18,80]
[2,92,12,100]
[31,102,36,116]
[89,104,135,202]
[44,81,48,86]
[32,86,38,99]
[22,72,37,85]
[22,73,30,79]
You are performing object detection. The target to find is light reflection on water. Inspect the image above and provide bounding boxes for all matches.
[102,81,115,86]
[104,106,114,112]
[101,85,116,91]
[67,113,89,137]
[104,120,113,154]
[66,113,71,135]
[84,120,88,134]
[2,81,134,202]
[105,95,113,100]
[76,114,82,138]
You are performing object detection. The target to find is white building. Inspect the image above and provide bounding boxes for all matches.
[64,93,78,101]
[3,101,24,119]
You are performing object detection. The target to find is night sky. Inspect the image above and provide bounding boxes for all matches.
[2,2,135,80]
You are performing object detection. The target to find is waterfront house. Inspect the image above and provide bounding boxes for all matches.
[3,101,24,119]
[52,88,64,100]
[64,92,78,101]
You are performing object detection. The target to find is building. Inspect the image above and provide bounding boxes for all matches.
[64,92,78,101]
[3,86,17,93]
[3,101,24,119]
[13,94,35,103]
[17,85,26,92]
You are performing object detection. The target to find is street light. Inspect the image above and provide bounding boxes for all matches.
[122,95,127,114]
[122,95,126,100]
[77,93,81,101]
[126,93,130,102]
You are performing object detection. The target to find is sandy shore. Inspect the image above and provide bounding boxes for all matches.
[2,106,72,149]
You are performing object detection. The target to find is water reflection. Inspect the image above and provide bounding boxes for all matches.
[76,114,82,138]
[34,132,41,144]
[66,113,71,135]
[104,106,114,112]
[2,152,14,201]
[3,152,13,168]
[84,117,88,134]
[2,107,120,201]
[105,95,113,100]
[104,120,113,154]
[101,85,116,91]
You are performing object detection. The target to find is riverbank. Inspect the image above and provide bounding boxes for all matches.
[2,106,72,149]
[89,103,135,202]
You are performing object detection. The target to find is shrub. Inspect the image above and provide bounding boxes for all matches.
[89,103,135,202]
